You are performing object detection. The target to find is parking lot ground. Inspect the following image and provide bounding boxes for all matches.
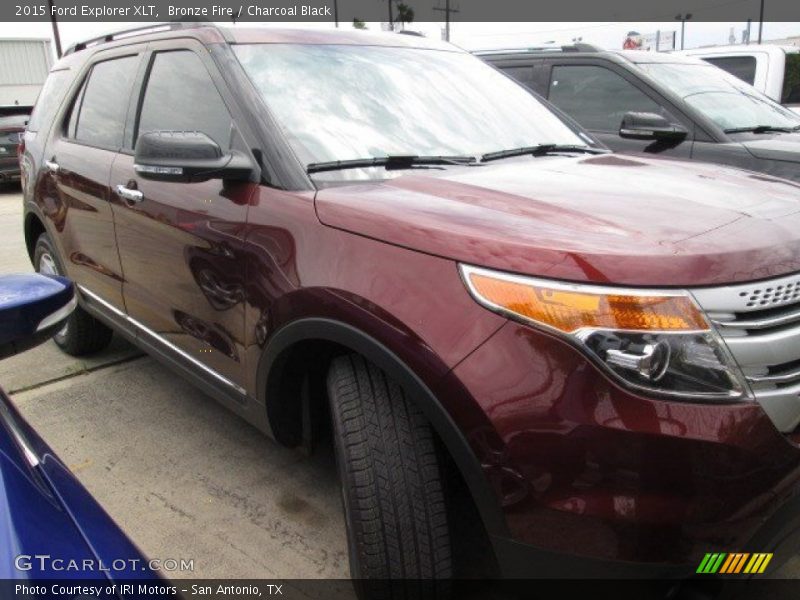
[13,358,348,580]
[3,185,800,583]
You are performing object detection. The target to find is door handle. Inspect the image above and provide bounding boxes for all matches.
[44,159,59,173]
[115,184,144,203]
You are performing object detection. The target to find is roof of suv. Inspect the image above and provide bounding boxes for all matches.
[63,22,456,57]
[229,27,454,50]
[679,43,800,56]
[477,45,711,66]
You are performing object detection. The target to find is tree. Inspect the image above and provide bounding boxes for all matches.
[395,3,414,29]
[353,18,367,29]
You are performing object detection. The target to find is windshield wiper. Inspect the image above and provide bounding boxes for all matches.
[307,155,477,174]
[480,144,610,162]
[724,125,799,134]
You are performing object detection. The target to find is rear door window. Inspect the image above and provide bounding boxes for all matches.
[783,53,800,105]
[136,51,232,149]
[68,55,139,149]
[703,56,757,86]
[548,65,666,132]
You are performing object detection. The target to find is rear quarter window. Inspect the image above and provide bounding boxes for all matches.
[26,69,71,132]
[703,56,757,86]
[784,53,800,105]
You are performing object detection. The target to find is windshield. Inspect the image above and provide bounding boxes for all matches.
[638,62,800,132]
[233,44,590,180]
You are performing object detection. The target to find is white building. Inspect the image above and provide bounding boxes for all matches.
[0,38,54,107]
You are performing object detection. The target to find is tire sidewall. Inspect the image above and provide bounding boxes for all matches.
[327,386,367,581]
[33,232,72,348]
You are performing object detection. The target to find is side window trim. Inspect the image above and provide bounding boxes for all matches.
[122,48,154,154]
[131,49,158,149]
[65,73,88,139]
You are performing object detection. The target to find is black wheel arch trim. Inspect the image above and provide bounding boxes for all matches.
[23,202,49,261]
[257,317,511,541]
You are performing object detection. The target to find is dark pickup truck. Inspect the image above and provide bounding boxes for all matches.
[479,45,800,182]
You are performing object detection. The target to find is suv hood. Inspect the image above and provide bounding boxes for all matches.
[739,132,800,163]
[315,154,800,287]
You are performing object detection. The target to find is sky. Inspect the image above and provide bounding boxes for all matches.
[1,20,798,53]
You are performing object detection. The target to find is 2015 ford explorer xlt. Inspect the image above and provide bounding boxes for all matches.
[20,24,800,586]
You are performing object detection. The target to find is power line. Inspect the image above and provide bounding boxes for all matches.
[433,1,459,42]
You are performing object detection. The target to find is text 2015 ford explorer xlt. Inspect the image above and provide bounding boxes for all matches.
[19,24,800,588]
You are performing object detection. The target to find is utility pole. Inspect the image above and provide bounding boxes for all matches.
[334,0,338,27]
[433,0,459,42]
[758,0,765,44]
[674,13,692,50]
[47,0,62,58]
[388,0,394,31]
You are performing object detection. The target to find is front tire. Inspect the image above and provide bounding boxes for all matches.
[34,232,113,356]
[327,354,452,593]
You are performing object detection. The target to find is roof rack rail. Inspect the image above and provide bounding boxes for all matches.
[63,21,219,56]
[474,43,603,55]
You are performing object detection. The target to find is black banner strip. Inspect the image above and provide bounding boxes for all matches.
[3,0,800,23]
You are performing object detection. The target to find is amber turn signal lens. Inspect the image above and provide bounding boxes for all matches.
[466,271,708,333]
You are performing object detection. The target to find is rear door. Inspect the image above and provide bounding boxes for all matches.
[43,50,142,309]
[110,41,254,393]
[541,59,694,158]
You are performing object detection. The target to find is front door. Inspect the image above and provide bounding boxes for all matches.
[111,46,254,392]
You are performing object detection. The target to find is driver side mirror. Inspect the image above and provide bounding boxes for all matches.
[0,274,76,360]
[134,131,254,184]
[619,112,688,141]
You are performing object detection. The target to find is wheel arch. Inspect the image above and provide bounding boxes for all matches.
[257,317,510,542]
[24,209,47,263]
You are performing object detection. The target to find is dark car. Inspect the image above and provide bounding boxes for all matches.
[0,109,29,186]
[0,273,157,587]
[19,23,800,587]
[478,44,800,182]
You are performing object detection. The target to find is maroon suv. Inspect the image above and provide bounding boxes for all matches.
[20,24,800,583]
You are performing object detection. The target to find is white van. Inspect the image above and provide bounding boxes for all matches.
[679,44,799,113]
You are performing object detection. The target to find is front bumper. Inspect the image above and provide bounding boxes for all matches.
[450,321,800,575]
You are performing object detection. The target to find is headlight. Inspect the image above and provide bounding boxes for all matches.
[460,264,751,401]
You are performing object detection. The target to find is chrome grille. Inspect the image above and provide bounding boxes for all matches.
[739,283,800,308]
[692,274,800,433]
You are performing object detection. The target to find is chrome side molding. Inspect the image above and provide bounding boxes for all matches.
[77,285,247,396]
